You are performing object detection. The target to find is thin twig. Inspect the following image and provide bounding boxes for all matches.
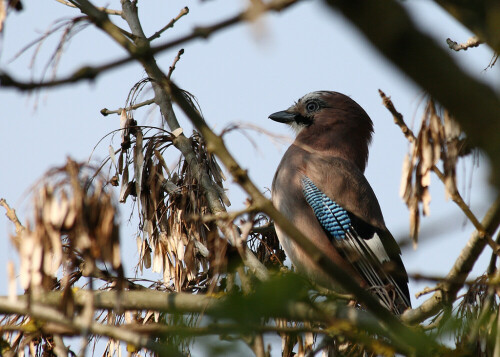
[379,90,416,142]
[446,36,482,51]
[100,98,155,116]
[148,7,189,41]
[0,198,24,235]
[55,0,122,15]
[486,53,498,70]
[408,272,477,286]
[167,49,185,80]
[415,286,441,299]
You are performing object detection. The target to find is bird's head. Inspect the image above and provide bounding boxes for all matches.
[269,91,374,172]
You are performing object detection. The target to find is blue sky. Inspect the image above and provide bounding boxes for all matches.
[1,0,499,354]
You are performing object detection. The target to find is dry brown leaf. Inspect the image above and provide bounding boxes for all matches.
[109,145,117,168]
[119,165,129,202]
[134,130,144,197]
[399,153,411,199]
[172,127,183,137]
[152,243,163,273]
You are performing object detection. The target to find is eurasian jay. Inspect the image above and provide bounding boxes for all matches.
[270,91,411,314]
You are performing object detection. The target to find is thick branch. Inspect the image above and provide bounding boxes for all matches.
[0,291,387,335]
[0,295,182,355]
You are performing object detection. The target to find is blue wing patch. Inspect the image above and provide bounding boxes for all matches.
[301,175,411,313]
[301,176,351,240]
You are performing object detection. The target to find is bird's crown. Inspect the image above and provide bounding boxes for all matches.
[269,90,374,172]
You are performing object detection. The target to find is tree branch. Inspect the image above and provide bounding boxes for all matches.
[100,98,155,116]
[446,36,481,51]
[0,198,24,237]
[0,295,183,355]
[167,48,185,80]
[0,290,388,336]
[55,0,121,15]
[148,7,189,42]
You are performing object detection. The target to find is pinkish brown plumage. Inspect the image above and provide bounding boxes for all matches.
[270,91,410,314]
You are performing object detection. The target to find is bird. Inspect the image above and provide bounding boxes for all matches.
[270,91,411,314]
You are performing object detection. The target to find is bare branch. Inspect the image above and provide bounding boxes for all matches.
[167,49,185,80]
[148,7,189,42]
[0,198,24,237]
[446,36,481,51]
[100,98,155,116]
[55,0,122,15]
[415,286,441,299]
[379,90,416,142]
[0,290,387,334]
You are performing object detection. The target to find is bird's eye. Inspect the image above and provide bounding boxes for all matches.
[306,101,319,113]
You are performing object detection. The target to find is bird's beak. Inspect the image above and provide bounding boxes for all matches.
[269,110,297,124]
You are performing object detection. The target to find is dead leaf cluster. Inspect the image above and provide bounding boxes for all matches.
[400,99,466,245]
[14,158,121,294]
[110,110,231,292]
[1,159,121,356]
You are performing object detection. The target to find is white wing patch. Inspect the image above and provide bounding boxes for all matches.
[364,233,390,263]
